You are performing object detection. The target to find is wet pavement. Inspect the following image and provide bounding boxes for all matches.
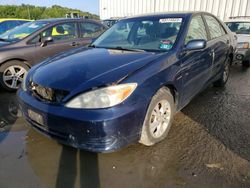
[0,63,250,188]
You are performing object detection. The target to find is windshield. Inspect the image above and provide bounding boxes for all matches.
[93,17,183,52]
[226,22,250,34]
[0,21,49,42]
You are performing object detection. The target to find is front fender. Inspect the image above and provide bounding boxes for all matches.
[122,52,182,110]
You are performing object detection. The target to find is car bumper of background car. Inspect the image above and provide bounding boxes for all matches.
[18,89,147,153]
[235,48,250,61]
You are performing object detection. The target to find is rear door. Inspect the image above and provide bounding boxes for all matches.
[181,15,213,105]
[78,21,106,45]
[34,22,80,63]
[203,15,230,78]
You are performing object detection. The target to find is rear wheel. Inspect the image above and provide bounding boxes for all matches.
[213,59,230,87]
[242,60,250,67]
[0,60,29,91]
[139,87,175,146]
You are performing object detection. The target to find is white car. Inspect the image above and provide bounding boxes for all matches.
[226,16,250,67]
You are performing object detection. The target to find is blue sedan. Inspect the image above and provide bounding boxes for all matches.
[18,12,235,152]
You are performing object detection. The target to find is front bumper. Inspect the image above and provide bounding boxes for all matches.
[18,89,147,153]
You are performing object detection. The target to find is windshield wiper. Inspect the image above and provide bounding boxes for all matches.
[113,46,146,52]
[88,45,147,52]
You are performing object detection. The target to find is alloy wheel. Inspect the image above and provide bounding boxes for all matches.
[149,100,171,138]
[3,65,27,89]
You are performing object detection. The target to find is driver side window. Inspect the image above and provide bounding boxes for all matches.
[185,15,208,44]
[41,22,78,42]
[29,22,78,44]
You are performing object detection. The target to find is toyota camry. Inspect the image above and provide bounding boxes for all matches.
[18,12,235,152]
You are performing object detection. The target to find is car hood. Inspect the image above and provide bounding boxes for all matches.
[236,34,250,43]
[31,48,161,92]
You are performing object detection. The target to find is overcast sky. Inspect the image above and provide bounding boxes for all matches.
[0,0,100,14]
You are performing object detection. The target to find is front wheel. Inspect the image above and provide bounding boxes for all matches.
[139,87,175,146]
[213,59,230,87]
[0,60,29,91]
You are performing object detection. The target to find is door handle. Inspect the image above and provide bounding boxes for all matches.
[71,42,80,47]
[209,50,215,56]
[210,50,215,63]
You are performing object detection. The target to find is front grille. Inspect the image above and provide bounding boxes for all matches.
[28,82,69,103]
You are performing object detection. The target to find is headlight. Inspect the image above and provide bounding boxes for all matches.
[237,42,249,49]
[65,83,137,109]
[21,73,28,91]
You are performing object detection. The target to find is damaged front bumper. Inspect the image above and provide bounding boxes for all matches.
[18,89,146,153]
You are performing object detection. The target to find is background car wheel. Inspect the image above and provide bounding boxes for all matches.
[0,60,29,91]
[242,60,250,67]
[213,59,230,87]
[139,87,175,146]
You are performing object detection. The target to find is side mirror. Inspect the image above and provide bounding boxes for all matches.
[184,39,207,51]
[40,36,53,47]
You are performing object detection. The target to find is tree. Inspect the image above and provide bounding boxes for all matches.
[0,4,99,20]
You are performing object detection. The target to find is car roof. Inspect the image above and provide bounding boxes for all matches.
[35,18,96,23]
[123,11,208,19]
[0,18,31,22]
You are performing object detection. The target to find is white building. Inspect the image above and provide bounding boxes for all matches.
[100,0,250,21]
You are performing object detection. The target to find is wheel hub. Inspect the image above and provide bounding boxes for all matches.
[149,100,171,138]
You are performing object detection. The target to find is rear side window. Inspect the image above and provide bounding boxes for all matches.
[80,22,105,38]
[41,22,78,41]
[185,15,208,44]
[204,15,226,39]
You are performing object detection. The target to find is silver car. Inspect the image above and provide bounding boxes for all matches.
[226,16,250,67]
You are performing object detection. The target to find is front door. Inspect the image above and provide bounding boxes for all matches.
[180,15,213,106]
[34,22,80,63]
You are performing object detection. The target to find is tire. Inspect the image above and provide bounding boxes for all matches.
[139,87,175,146]
[213,58,230,87]
[242,60,250,67]
[0,60,29,92]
